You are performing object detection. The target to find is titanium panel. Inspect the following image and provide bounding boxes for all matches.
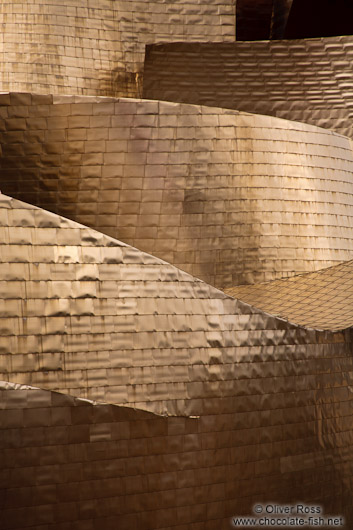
[143,36,353,140]
[2,93,353,287]
[1,381,353,528]
[0,0,235,98]
[225,259,353,331]
[1,195,353,527]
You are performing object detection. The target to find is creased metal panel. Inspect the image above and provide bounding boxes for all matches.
[2,93,353,287]
[143,36,353,140]
[225,259,353,331]
[0,0,235,98]
[0,197,353,526]
[0,192,351,419]
[0,326,352,530]
[1,380,353,529]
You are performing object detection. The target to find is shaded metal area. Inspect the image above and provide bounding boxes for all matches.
[271,0,294,39]
[236,0,273,40]
[2,381,353,529]
[0,0,235,98]
[226,259,353,331]
[1,196,353,528]
[236,0,293,41]
[2,93,353,288]
[143,36,353,140]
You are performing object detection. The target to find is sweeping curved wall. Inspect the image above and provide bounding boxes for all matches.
[0,0,235,98]
[2,93,353,287]
[1,196,353,528]
[143,36,353,140]
[2,2,353,528]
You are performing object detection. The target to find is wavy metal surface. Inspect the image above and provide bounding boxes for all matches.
[0,0,235,98]
[1,197,353,527]
[225,259,353,331]
[3,192,349,414]
[2,93,353,287]
[1,381,353,529]
[1,4,353,527]
[143,36,353,140]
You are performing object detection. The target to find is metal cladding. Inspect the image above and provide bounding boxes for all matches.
[2,2,353,529]
[1,195,353,528]
[143,35,353,140]
[0,0,235,98]
[3,93,353,287]
[225,259,353,331]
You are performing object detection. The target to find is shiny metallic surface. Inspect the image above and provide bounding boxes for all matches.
[225,259,353,331]
[2,93,353,287]
[143,36,353,140]
[1,3,353,529]
[1,196,353,528]
[0,0,235,98]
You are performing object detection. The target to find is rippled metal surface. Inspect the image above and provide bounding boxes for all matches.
[0,0,235,98]
[226,259,353,331]
[0,196,353,528]
[143,36,353,140]
[2,93,353,287]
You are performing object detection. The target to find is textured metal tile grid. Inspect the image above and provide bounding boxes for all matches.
[2,93,353,288]
[225,259,353,331]
[0,0,235,98]
[0,4,353,529]
[1,197,353,528]
[143,36,353,140]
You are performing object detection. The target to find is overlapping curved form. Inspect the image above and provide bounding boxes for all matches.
[1,2,353,529]
[225,259,353,331]
[2,93,353,287]
[1,195,353,528]
[143,36,353,139]
[0,0,235,98]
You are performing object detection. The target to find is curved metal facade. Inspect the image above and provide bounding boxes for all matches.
[225,259,353,331]
[0,0,235,98]
[143,36,353,140]
[1,196,353,528]
[1,2,353,529]
[2,93,353,287]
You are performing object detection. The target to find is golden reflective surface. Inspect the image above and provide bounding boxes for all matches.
[226,259,353,331]
[143,36,353,140]
[2,93,353,287]
[1,195,353,528]
[1,4,353,528]
[0,0,235,98]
